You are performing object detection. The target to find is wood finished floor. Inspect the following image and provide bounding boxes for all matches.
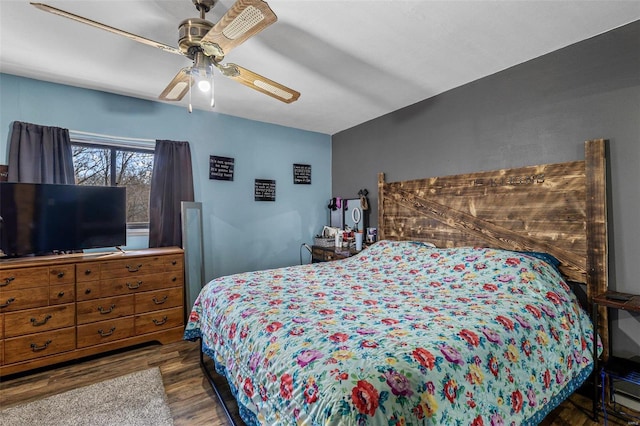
[0,340,637,425]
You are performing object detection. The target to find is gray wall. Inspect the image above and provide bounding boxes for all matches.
[332,20,640,359]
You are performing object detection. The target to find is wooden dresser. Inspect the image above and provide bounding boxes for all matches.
[0,247,185,376]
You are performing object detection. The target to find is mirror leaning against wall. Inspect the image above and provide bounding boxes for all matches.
[181,201,205,317]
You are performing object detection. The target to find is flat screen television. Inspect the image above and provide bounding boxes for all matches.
[0,182,126,257]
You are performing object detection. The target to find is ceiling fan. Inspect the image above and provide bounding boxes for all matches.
[31,0,300,109]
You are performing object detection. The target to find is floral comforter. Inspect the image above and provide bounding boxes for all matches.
[184,240,596,425]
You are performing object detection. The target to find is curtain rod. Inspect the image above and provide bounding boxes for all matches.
[69,129,155,143]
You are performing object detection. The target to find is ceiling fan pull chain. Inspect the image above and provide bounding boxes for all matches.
[210,71,215,108]
[188,70,193,113]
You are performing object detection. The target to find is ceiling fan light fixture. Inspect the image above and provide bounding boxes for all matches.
[197,79,211,92]
[190,51,214,92]
[187,52,215,109]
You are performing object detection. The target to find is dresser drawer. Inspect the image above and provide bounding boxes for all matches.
[311,246,357,262]
[0,267,49,291]
[135,307,183,335]
[49,264,75,285]
[4,304,75,338]
[77,317,134,348]
[100,257,164,279]
[4,327,75,364]
[76,280,100,301]
[0,286,49,313]
[76,262,101,283]
[135,287,183,314]
[311,247,327,261]
[101,272,183,297]
[76,295,135,324]
[50,283,75,305]
[163,255,183,271]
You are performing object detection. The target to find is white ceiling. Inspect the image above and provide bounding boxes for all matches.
[1,1,639,135]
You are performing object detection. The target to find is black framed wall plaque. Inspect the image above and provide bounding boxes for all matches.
[255,179,276,201]
[210,155,235,181]
[293,163,311,184]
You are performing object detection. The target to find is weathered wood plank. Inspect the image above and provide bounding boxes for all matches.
[382,217,587,254]
[391,161,585,196]
[585,139,608,359]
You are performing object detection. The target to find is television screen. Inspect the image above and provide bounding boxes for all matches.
[0,182,126,257]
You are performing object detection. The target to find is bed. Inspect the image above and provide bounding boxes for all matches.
[185,139,609,425]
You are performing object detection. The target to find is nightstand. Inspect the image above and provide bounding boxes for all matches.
[311,245,360,263]
[592,291,640,424]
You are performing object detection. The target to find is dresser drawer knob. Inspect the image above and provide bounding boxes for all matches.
[172,276,177,282]
[58,291,65,298]
[31,314,52,326]
[84,269,92,275]
[57,271,65,279]
[30,340,52,352]
[98,304,116,314]
[98,327,116,337]
[126,281,142,290]
[1,297,16,308]
[84,288,92,295]
[153,316,168,326]
[1,276,15,287]
[153,295,168,305]
[172,260,177,265]
[126,264,142,272]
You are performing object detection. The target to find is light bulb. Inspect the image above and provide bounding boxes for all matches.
[197,79,211,92]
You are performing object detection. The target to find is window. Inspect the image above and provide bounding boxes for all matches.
[71,140,154,232]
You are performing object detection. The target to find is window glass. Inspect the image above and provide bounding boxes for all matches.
[72,143,154,230]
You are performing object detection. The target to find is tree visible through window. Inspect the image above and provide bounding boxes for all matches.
[72,143,154,229]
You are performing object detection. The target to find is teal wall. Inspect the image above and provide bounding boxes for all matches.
[0,73,332,280]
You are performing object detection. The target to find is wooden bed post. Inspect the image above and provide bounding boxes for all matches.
[378,173,385,241]
[585,138,609,358]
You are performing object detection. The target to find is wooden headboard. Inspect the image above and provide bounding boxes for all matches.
[378,139,608,349]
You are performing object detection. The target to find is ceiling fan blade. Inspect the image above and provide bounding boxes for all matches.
[30,3,182,56]
[218,63,300,103]
[159,68,193,101]
[202,0,277,57]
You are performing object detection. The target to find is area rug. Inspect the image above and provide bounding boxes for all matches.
[0,367,173,426]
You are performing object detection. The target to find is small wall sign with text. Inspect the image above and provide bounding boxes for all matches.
[209,156,235,181]
[293,163,311,184]
[255,179,276,202]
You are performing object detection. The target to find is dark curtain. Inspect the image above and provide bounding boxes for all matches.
[7,121,75,183]
[148,140,194,248]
